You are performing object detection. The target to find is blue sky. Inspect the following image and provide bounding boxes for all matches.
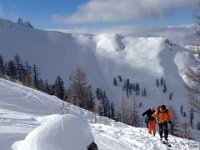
[0,0,198,29]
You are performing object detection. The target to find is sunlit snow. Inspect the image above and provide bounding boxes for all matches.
[0,79,199,150]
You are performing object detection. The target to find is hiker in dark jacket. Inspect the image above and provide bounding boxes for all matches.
[142,107,156,136]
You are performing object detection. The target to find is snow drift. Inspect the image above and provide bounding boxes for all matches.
[12,114,94,150]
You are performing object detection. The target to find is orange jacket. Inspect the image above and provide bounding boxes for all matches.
[152,108,172,124]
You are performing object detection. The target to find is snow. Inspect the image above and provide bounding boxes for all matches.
[0,18,200,147]
[0,78,199,150]
[12,114,94,150]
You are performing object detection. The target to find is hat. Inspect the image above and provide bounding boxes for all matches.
[161,105,166,110]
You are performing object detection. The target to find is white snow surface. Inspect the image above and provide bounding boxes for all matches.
[12,114,94,150]
[0,78,199,150]
[0,18,200,143]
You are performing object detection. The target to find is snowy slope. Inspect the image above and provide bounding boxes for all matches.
[0,19,189,103]
[0,78,199,150]
[0,18,199,138]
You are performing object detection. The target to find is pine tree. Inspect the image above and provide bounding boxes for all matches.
[96,88,100,100]
[32,64,40,89]
[180,105,183,116]
[163,80,167,93]
[14,54,22,82]
[196,121,200,130]
[6,60,17,81]
[136,83,140,95]
[102,91,108,116]
[118,75,122,82]
[0,55,5,78]
[142,88,146,97]
[44,80,51,94]
[156,79,159,87]
[54,75,65,100]
[190,108,194,128]
[110,101,116,120]
[160,77,164,86]
[169,92,173,100]
[113,77,117,86]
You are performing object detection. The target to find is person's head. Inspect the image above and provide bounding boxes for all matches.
[161,105,166,110]
[159,105,166,112]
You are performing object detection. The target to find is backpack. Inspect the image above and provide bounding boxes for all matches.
[88,141,98,150]
[145,115,155,123]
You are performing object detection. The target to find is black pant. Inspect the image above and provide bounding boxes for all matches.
[158,121,168,140]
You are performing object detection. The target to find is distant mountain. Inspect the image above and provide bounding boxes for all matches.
[0,18,199,139]
[17,17,33,28]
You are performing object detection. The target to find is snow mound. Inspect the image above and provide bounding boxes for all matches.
[12,114,94,150]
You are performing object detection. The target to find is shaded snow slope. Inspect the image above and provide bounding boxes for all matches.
[0,79,199,150]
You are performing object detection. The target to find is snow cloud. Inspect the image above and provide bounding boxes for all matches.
[52,0,198,24]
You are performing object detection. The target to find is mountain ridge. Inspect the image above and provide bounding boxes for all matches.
[0,18,190,105]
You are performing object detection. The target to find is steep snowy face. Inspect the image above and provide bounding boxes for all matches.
[93,34,190,108]
[94,34,185,79]
[94,35,178,78]
[94,35,165,80]
[0,19,187,80]
[0,18,191,108]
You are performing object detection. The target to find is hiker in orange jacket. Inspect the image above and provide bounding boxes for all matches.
[152,105,172,142]
[142,107,157,136]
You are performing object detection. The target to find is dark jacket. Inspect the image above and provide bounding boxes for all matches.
[142,109,156,121]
